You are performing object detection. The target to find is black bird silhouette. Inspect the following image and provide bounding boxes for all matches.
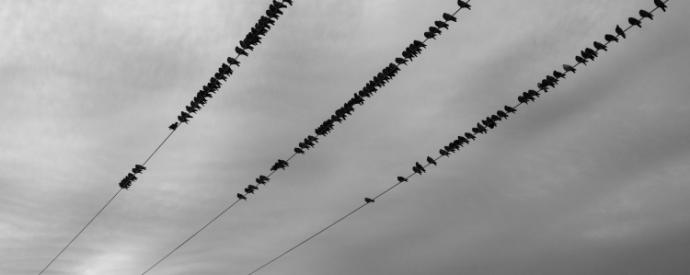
[237,193,247,200]
[395,57,408,65]
[294,147,305,154]
[439,149,449,157]
[654,0,667,12]
[593,41,608,51]
[272,0,287,9]
[427,156,437,166]
[585,48,598,58]
[132,164,146,174]
[256,175,269,185]
[616,25,627,38]
[465,132,476,140]
[629,17,642,28]
[414,162,426,174]
[553,70,566,79]
[575,55,588,65]
[424,31,437,40]
[397,176,408,183]
[235,46,249,57]
[605,34,619,43]
[364,197,375,203]
[457,0,471,10]
[435,20,450,30]
[227,57,240,66]
[168,122,179,130]
[639,9,654,20]
[429,26,442,35]
[504,105,517,114]
[563,64,576,74]
[283,0,293,6]
[443,13,457,22]
[244,187,255,194]
[497,110,509,120]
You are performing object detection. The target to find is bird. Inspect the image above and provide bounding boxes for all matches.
[654,0,667,12]
[639,9,654,20]
[593,41,608,51]
[132,164,146,174]
[575,55,588,65]
[283,0,293,6]
[256,175,269,185]
[227,57,240,66]
[424,31,437,40]
[395,57,408,65]
[427,156,437,166]
[434,20,450,30]
[605,34,619,43]
[457,0,471,10]
[553,70,566,79]
[563,64,576,74]
[244,187,255,194]
[397,176,408,183]
[414,162,426,174]
[364,197,375,203]
[237,193,247,200]
[629,17,642,28]
[429,26,442,35]
[497,110,509,120]
[294,147,305,154]
[443,13,457,22]
[168,122,179,130]
[616,25,626,38]
[235,46,249,56]
[465,132,476,140]
[504,105,517,114]
[439,149,449,157]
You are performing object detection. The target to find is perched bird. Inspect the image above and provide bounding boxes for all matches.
[505,105,517,114]
[639,9,654,20]
[244,187,255,194]
[457,0,471,10]
[294,147,305,154]
[395,57,408,65]
[235,46,249,57]
[616,25,627,38]
[465,132,476,140]
[397,176,408,183]
[227,57,241,66]
[439,149,449,157]
[414,162,426,174]
[283,0,293,6]
[427,156,437,166]
[364,197,375,203]
[563,64,576,73]
[132,164,146,174]
[424,31,437,40]
[237,193,247,200]
[629,17,642,28]
[553,70,566,79]
[497,110,509,120]
[654,0,667,12]
[593,41,608,51]
[169,122,179,130]
[435,20,450,30]
[443,13,457,22]
[605,34,619,43]
[575,55,588,65]
[429,26,442,35]
[256,175,269,185]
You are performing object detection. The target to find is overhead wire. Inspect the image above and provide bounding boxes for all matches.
[245,1,669,273]
[35,0,296,273]
[137,2,476,273]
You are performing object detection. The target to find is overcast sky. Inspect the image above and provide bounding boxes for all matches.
[2,0,690,274]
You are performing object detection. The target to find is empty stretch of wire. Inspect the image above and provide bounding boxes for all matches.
[246,1,669,274]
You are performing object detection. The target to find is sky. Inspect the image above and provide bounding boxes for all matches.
[1,0,690,274]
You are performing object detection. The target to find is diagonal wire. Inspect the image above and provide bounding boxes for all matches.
[137,3,475,273]
[245,2,668,273]
[36,0,297,272]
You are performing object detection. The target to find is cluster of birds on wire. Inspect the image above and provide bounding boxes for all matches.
[246,2,670,274]
[236,0,473,202]
[117,0,294,190]
[39,0,670,274]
